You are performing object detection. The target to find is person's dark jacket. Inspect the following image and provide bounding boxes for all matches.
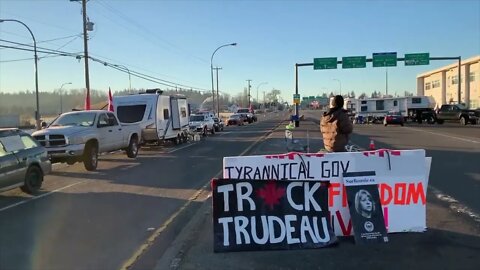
[320,108,353,152]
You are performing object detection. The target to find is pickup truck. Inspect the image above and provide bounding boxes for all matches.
[436,104,479,125]
[189,114,215,136]
[236,108,257,123]
[32,110,141,171]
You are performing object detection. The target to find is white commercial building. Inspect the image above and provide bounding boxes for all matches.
[416,55,480,109]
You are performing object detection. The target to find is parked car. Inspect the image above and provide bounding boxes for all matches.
[384,111,404,126]
[436,104,479,125]
[0,128,51,194]
[189,114,215,136]
[213,117,224,132]
[226,114,244,126]
[32,110,141,171]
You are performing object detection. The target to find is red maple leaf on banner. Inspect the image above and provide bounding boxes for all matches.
[257,181,286,210]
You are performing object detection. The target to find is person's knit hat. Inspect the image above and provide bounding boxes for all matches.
[329,95,344,109]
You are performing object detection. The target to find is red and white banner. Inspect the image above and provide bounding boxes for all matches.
[223,149,431,236]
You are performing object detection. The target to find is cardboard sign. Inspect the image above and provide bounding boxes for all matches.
[343,171,388,244]
[212,179,337,252]
[223,149,431,236]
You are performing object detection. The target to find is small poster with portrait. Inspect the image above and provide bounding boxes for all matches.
[343,171,389,245]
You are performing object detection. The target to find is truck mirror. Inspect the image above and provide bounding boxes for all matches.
[41,121,47,129]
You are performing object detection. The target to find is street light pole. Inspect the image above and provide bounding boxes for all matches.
[210,43,237,116]
[59,82,72,114]
[256,82,268,105]
[0,19,40,129]
[113,64,132,91]
[333,79,342,95]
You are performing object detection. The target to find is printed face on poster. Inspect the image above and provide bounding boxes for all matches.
[343,171,388,244]
[211,179,337,252]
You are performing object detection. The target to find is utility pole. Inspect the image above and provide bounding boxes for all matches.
[213,67,222,115]
[71,0,92,110]
[246,79,252,109]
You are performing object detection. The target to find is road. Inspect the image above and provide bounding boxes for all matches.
[1,110,479,270]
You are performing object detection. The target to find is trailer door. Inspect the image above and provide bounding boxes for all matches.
[171,98,181,130]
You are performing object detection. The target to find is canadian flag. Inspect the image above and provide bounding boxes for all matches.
[108,87,114,112]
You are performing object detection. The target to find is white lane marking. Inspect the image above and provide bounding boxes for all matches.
[0,181,87,212]
[429,186,480,224]
[166,143,196,153]
[405,127,480,144]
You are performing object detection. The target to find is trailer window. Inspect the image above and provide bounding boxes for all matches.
[117,105,146,123]
[394,100,398,106]
[163,109,170,120]
[361,101,367,105]
[376,100,384,111]
[412,98,422,104]
[361,106,368,112]
[181,107,187,118]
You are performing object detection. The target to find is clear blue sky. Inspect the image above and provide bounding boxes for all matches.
[1,0,479,101]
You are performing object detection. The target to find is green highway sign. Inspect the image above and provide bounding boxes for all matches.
[405,53,430,66]
[302,97,308,101]
[309,96,315,99]
[372,52,397,67]
[314,57,337,70]
[342,56,367,69]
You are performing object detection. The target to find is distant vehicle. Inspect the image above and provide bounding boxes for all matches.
[32,110,141,171]
[226,114,244,126]
[213,117,224,132]
[383,111,405,126]
[436,104,479,125]
[345,96,435,122]
[113,90,190,145]
[189,114,215,136]
[0,128,51,194]
[236,108,256,123]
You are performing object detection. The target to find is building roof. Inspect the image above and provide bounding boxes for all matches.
[417,55,480,78]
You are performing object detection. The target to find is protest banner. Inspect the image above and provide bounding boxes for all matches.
[343,171,389,244]
[223,149,431,236]
[212,179,337,252]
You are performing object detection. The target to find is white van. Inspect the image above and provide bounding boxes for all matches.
[113,90,190,145]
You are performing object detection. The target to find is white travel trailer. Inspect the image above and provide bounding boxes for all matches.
[113,90,190,145]
[344,96,435,119]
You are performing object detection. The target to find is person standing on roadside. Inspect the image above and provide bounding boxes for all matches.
[320,95,353,152]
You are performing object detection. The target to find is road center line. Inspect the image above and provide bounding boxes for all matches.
[0,181,88,212]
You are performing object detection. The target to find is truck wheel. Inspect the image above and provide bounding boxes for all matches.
[202,127,207,137]
[20,165,43,194]
[126,136,139,158]
[83,143,98,171]
[460,116,467,126]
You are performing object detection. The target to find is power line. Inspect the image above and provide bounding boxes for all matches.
[0,40,211,92]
